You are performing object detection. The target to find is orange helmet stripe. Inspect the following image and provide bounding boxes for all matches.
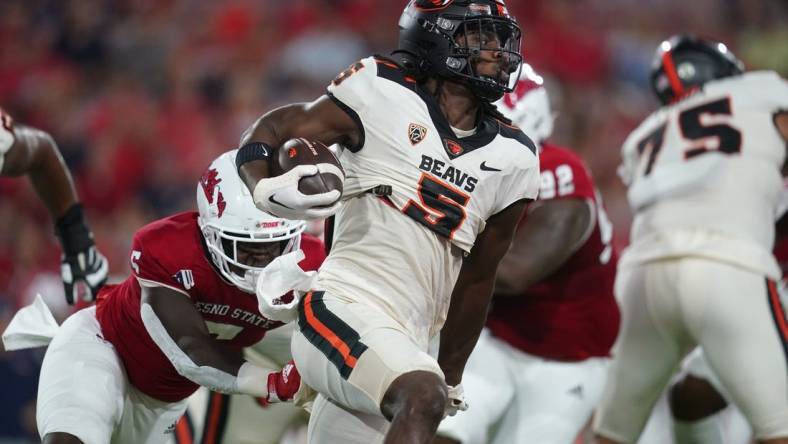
[661,50,685,100]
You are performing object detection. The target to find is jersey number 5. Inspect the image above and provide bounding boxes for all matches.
[637,97,742,176]
[403,173,470,239]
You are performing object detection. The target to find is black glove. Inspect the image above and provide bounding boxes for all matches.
[55,204,108,304]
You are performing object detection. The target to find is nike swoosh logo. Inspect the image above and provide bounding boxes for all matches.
[268,194,294,209]
[480,161,502,172]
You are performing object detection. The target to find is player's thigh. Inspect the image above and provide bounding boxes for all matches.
[593,261,691,443]
[674,348,754,441]
[436,331,517,444]
[494,355,609,444]
[37,307,126,444]
[678,347,727,397]
[688,262,788,439]
[292,290,443,416]
[307,393,389,444]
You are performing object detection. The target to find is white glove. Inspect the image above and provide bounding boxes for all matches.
[444,383,469,418]
[252,165,342,220]
[254,250,318,323]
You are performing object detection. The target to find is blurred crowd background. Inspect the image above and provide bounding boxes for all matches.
[1,0,787,441]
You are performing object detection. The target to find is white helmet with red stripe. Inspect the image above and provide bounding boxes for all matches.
[196,150,306,293]
[496,63,554,144]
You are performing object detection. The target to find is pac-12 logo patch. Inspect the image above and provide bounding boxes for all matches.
[408,123,428,146]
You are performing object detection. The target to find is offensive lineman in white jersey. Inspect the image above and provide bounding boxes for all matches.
[593,35,788,444]
[0,107,108,304]
[235,2,539,443]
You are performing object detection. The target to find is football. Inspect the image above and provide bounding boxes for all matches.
[272,138,344,197]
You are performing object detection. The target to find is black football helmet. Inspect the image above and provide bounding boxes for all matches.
[397,0,523,101]
[650,34,744,105]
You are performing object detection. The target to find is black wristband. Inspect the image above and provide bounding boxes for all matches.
[236,142,274,173]
[54,203,94,255]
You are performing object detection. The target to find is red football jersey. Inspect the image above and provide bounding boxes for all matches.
[487,144,620,361]
[95,212,325,402]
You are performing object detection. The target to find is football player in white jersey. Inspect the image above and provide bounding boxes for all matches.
[0,107,107,304]
[593,34,788,444]
[234,1,540,443]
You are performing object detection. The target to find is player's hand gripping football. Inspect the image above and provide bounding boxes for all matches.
[252,165,342,220]
[56,204,108,304]
[444,383,469,418]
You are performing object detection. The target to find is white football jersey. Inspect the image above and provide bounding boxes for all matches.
[619,71,788,279]
[317,56,540,344]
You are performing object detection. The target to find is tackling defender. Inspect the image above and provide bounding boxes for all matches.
[33,150,319,444]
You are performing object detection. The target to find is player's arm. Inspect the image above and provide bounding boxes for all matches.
[438,200,529,386]
[1,124,79,218]
[139,284,299,401]
[495,198,593,295]
[776,112,788,176]
[777,112,788,141]
[236,95,360,219]
[0,111,107,304]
